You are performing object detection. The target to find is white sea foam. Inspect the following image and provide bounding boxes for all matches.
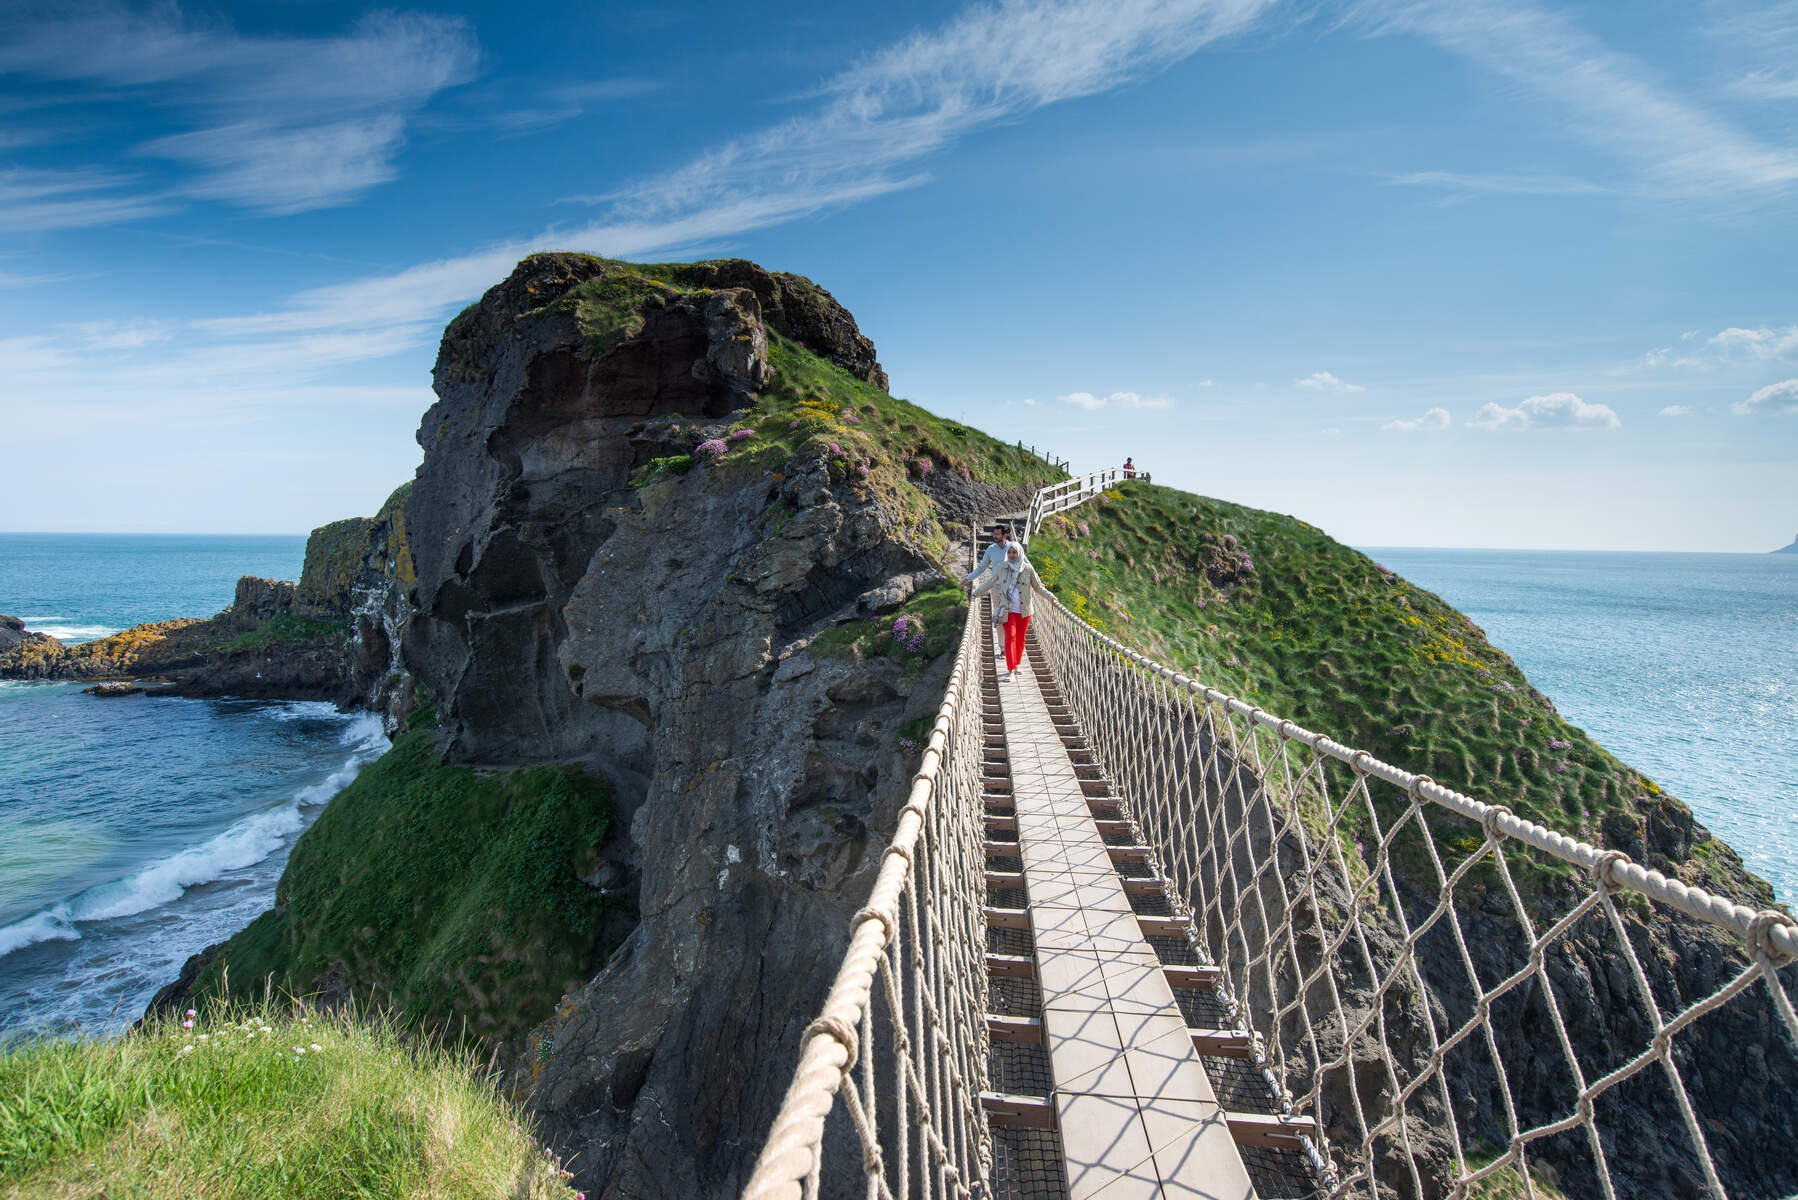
[0,716,389,959]
[0,906,79,957]
[27,624,119,643]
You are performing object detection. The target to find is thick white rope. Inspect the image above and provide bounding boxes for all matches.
[743,600,991,1200]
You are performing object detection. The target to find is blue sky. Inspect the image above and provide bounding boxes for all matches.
[1,0,1794,550]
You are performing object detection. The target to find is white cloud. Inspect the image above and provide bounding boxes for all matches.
[579,0,1276,233]
[66,320,174,350]
[1733,378,1798,415]
[1709,325,1798,361]
[1318,426,1343,437]
[1388,170,1604,197]
[1658,404,1695,417]
[1022,396,1037,406]
[0,166,173,233]
[0,10,479,215]
[0,336,74,373]
[1382,406,1452,432]
[1196,378,1215,387]
[1058,391,1173,410]
[1468,392,1621,430]
[1359,0,1798,197]
[193,1,1284,357]
[1644,324,1798,369]
[1295,371,1365,393]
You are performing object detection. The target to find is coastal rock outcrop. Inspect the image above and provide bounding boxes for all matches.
[406,255,970,1195]
[0,615,58,673]
[157,252,1056,1198]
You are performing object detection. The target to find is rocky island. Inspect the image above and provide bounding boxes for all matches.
[1772,533,1798,554]
[11,253,1788,1199]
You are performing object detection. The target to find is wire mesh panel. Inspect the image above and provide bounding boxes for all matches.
[744,601,995,1200]
[1030,590,1798,1200]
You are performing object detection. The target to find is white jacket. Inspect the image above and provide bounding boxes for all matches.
[970,561,1050,620]
[965,540,1020,586]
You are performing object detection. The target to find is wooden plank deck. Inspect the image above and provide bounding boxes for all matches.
[994,620,1259,1200]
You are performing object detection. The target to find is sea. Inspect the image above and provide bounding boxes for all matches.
[1370,548,1797,907]
[0,539,1792,1042]
[0,534,388,1040]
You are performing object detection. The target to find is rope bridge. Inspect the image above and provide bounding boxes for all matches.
[744,468,1798,1200]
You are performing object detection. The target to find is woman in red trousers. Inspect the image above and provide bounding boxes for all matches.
[969,542,1053,679]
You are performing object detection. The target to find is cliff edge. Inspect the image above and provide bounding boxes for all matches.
[156,253,1064,1198]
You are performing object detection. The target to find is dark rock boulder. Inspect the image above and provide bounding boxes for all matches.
[0,615,61,676]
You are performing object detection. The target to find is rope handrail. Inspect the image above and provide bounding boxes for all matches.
[746,466,1797,1200]
[1024,475,1797,1198]
[742,599,992,1200]
[1041,599,1797,964]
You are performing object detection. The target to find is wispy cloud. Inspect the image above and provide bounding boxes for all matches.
[0,166,173,233]
[488,79,666,136]
[1468,391,1620,430]
[1659,404,1695,417]
[1388,169,1605,198]
[1382,406,1451,431]
[1644,324,1798,368]
[191,0,1284,352]
[1734,378,1798,415]
[0,8,479,215]
[65,320,174,350]
[1295,370,1364,393]
[579,0,1277,229]
[1059,390,1174,410]
[1359,0,1798,197]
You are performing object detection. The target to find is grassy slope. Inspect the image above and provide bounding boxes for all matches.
[186,732,620,1053]
[1029,481,1770,907]
[0,1001,579,1200]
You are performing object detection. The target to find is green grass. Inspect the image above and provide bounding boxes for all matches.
[224,613,349,652]
[1030,481,1768,907]
[810,582,967,672]
[0,1000,579,1200]
[1462,1146,1572,1199]
[184,733,622,1055]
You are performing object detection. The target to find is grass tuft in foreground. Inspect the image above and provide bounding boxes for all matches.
[0,1000,583,1200]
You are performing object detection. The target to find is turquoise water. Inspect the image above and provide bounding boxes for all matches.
[0,534,386,1038]
[1,537,1791,1038]
[1370,549,1798,906]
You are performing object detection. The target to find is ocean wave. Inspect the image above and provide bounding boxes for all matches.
[28,624,119,643]
[0,907,79,957]
[0,717,389,959]
[262,700,350,723]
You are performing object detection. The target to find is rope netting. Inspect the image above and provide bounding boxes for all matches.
[747,468,1797,1200]
[743,599,996,1200]
[1020,470,1798,1199]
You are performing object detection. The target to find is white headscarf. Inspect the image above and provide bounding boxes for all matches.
[999,544,1030,609]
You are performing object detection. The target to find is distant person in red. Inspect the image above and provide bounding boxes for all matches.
[970,543,1053,679]
[1123,456,1136,479]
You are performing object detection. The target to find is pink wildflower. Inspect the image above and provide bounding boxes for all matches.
[856,464,870,477]
[829,442,842,455]
[1077,521,1090,537]
[843,411,859,423]
[730,428,755,440]
[695,438,728,459]
[186,1009,197,1018]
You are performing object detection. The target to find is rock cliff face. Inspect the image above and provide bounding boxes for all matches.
[404,254,996,1196]
[152,252,1055,1197]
